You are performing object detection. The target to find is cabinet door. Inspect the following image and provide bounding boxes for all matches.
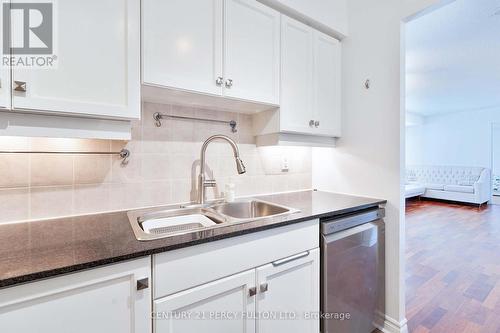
[11,0,140,119]
[279,15,314,134]
[154,269,256,333]
[0,258,151,333]
[0,1,10,110]
[224,0,280,105]
[313,31,341,137]
[256,248,320,333]
[143,0,223,96]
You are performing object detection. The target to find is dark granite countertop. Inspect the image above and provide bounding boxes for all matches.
[0,190,385,289]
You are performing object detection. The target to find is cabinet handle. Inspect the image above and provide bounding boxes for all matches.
[136,278,149,291]
[248,286,257,297]
[272,251,310,267]
[309,120,315,127]
[314,121,320,128]
[260,283,269,293]
[215,77,224,86]
[225,79,233,88]
[14,81,27,92]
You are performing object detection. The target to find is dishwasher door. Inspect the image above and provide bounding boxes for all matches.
[321,220,382,333]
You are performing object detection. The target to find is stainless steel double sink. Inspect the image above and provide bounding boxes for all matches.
[128,199,299,241]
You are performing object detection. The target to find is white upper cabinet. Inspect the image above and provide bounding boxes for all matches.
[0,3,10,110]
[10,0,140,120]
[313,30,341,137]
[142,0,223,96]
[279,15,314,134]
[224,0,280,104]
[277,15,341,138]
[142,0,280,108]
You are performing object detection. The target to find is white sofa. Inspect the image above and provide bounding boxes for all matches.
[405,166,491,205]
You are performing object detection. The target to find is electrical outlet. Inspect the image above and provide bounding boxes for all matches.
[281,156,289,172]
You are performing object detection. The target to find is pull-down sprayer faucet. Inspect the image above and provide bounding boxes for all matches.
[198,135,246,204]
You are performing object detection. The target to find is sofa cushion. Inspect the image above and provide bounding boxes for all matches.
[444,185,474,194]
[424,183,445,191]
[405,184,426,198]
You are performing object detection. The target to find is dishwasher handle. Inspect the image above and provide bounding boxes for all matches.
[321,208,384,235]
[323,222,378,244]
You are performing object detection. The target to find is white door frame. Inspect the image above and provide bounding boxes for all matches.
[490,122,500,196]
[399,1,457,333]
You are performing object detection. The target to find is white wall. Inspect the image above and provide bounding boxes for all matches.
[406,107,500,168]
[406,125,425,165]
[312,1,446,332]
[406,112,425,126]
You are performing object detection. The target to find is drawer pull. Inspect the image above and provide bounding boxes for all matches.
[272,251,310,267]
[137,278,149,291]
[14,81,27,92]
[249,287,257,297]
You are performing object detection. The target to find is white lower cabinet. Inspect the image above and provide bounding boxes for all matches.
[152,220,320,333]
[0,221,319,333]
[256,248,320,333]
[153,249,320,333]
[0,257,151,333]
[154,269,256,333]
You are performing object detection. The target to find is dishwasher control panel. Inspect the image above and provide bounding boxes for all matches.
[320,208,384,235]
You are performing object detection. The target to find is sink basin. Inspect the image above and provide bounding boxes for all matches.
[128,207,228,241]
[211,200,294,220]
[142,214,217,235]
[128,199,299,241]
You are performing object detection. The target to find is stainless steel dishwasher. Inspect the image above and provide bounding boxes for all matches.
[321,208,385,333]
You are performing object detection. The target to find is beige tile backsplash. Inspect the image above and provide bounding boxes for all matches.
[0,103,312,223]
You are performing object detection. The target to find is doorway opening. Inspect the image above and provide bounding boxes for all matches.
[404,0,500,331]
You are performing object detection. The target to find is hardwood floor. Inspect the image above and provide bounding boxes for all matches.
[406,199,500,333]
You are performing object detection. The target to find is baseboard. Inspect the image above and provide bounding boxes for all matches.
[373,313,408,333]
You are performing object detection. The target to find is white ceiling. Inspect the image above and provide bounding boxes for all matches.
[405,0,500,116]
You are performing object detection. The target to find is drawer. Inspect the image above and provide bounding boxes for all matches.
[153,219,319,299]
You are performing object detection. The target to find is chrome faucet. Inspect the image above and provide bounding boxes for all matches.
[198,135,246,204]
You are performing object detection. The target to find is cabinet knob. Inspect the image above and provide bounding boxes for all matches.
[260,283,268,293]
[216,77,224,86]
[14,81,27,92]
[248,286,257,297]
[314,121,320,128]
[225,79,233,88]
[309,120,315,127]
[136,278,149,291]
